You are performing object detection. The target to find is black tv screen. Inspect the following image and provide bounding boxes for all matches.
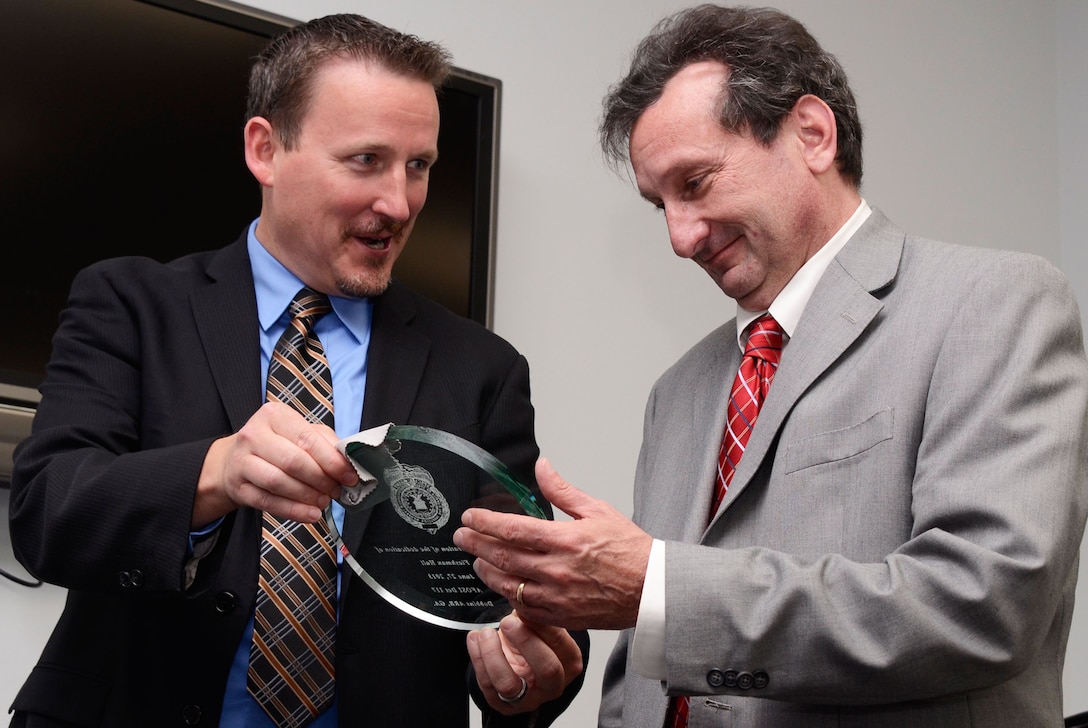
[0,0,501,481]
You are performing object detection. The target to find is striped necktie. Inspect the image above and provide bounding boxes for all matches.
[247,288,338,727]
[713,314,784,513]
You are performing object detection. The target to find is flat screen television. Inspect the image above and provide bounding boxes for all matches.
[0,0,501,483]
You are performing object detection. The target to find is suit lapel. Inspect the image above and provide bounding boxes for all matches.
[343,282,431,552]
[358,283,429,430]
[707,209,904,523]
[191,236,263,432]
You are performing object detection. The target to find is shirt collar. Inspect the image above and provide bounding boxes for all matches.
[247,218,372,344]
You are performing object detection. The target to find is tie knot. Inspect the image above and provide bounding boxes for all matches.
[288,287,332,323]
[744,314,784,362]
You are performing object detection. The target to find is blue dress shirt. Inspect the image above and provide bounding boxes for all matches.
[218,219,373,726]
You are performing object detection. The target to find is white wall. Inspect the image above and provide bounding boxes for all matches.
[3,0,1085,723]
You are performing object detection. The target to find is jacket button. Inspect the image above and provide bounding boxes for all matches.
[753,670,770,689]
[706,668,726,688]
[736,672,754,690]
[214,591,237,614]
[182,704,202,725]
[118,570,145,588]
[722,670,739,688]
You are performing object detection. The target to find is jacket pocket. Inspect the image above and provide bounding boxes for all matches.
[781,407,894,474]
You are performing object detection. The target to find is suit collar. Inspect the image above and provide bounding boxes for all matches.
[707,209,905,523]
[358,280,429,430]
[824,207,902,294]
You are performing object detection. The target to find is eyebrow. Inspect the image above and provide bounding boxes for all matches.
[347,141,439,163]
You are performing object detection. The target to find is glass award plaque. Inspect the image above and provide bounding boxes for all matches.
[327,423,548,630]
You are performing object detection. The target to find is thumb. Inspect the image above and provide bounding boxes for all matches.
[535,457,601,520]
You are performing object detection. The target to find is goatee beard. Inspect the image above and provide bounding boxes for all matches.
[335,270,391,298]
[336,217,403,297]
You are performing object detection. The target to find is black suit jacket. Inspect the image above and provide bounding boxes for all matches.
[8,235,586,727]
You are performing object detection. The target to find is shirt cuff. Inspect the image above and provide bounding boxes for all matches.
[631,538,666,679]
[184,518,223,590]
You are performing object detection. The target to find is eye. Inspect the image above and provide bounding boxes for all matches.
[682,175,705,196]
[640,195,665,212]
[408,159,432,171]
[353,153,377,165]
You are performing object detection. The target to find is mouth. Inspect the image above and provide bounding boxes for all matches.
[349,219,404,253]
[696,232,743,266]
[358,235,392,251]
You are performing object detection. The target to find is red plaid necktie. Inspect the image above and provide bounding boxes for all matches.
[712,314,784,513]
[664,314,784,728]
[248,288,338,728]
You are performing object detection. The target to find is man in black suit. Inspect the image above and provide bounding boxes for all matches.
[7,13,586,728]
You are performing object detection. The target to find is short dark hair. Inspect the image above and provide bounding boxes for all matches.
[247,14,452,149]
[600,4,863,188]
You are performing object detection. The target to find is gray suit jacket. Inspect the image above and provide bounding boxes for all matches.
[600,210,1088,727]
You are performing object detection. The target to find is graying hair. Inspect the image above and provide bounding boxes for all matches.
[600,5,863,188]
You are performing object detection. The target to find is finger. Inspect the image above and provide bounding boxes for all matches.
[295,429,359,491]
[239,482,326,523]
[468,564,556,627]
[251,441,340,508]
[226,423,341,518]
[459,537,538,596]
[467,628,529,712]
[454,523,558,611]
[499,613,582,697]
[514,614,585,678]
[264,402,358,489]
[469,556,520,599]
[534,457,606,520]
[457,507,553,553]
[229,453,329,520]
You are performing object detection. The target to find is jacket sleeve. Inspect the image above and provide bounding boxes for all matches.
[8,261,230,596]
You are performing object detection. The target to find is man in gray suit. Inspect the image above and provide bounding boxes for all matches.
[454,4,1088,726]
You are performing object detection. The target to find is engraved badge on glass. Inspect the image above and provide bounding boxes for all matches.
[327,423,548,630]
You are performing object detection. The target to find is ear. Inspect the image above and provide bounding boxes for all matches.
[789,94,838,176]
[243,116,278,187]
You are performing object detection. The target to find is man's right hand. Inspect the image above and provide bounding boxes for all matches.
[191,400,359,528]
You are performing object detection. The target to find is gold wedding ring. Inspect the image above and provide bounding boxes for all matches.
[516,581,526,607]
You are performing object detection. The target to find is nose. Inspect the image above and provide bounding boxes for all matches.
[665,204,707,260]
[372,169,411,222]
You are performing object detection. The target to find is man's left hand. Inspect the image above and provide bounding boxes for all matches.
[468,612,583,715]
[454,458,653,631]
